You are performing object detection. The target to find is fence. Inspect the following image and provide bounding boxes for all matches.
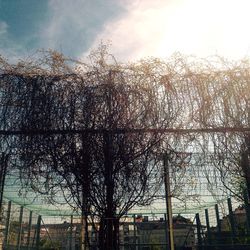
[0,200,41,250]
[2,197,250,250]
[195,195,250,250]
[0,198,194,250]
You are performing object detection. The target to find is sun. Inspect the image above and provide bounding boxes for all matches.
[86,0,250,61]
[156,0,250,59]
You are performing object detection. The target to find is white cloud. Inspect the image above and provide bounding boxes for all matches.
[0,21,8,36]
[41,0,89,50]
[41,0,123,57]
[85,0,250,61]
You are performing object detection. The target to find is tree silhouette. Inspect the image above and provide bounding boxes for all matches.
[0,47,184,249]
[1,50,250,249]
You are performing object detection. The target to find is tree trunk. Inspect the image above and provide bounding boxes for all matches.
[81,208,90,250]
[80,133,91,250]
[99,79,119,250]
[98,216,119,250]
[103,130,116,249]
[98,218,105,250]
[113,217,120,249]
[81,213,86,250]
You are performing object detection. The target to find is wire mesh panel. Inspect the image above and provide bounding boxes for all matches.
[6,202,21,248]
[0,199,8,249]
[40,216,74,250]
[2,199,250,250]
[194,199,250,250]
[0,199,40,250]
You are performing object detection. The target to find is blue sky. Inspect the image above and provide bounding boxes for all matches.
[0,0,124,60]
[1,0,250,62]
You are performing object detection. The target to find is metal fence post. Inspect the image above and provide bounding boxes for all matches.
[4,200,11,248]
[27,210,33,249]
[227,197,236,244]
[17,206,24,250]
[196,213,202,250]
[36,215,41,250]
[205,209,211,247]
[133,214,137,249]
[0,153,8,218]
[164,154,175,250]
[164,213,168,249]
[215,204,221,244]
[70,215,73,250]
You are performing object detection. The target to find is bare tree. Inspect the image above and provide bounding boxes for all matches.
[185,57,250,201]
[2,50,250,249]
[0,48,186,249]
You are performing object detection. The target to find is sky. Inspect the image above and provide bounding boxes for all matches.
[1,0,250,62]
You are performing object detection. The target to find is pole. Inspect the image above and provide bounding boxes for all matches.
[27,211,32,249]
[205,209,211,247]
[227,197,236,244]
[0,153,8,218]
[70,215,73,250]
[17,206,23,250]
[215,204,221,245]
[164,213,169,248]
[36,215,41,250]
[163,154,175,250]
[133,214,137,249]
[196,213,202,250]
[4,201,11,248]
